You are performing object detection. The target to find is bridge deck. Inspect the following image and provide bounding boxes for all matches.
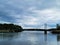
[23,29,57,34]
[23,29,55,31]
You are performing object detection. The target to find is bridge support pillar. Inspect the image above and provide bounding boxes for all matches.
[44,31,47,34]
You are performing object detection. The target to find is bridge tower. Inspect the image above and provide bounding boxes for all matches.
[44,24,47,34]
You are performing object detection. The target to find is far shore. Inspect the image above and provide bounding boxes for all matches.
[51,30,60,34]
[0,30,22,33]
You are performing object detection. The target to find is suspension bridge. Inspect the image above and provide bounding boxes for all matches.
[23,24,56,34]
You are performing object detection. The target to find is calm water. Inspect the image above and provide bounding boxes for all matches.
[0,31,60,45]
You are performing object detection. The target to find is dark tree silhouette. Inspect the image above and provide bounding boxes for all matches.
[0,23,23,32]
[56,24,60,30]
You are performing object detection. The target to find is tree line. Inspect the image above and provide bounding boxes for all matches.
[0,23,23,32]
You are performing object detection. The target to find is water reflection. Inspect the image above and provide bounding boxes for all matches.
[0,33,19,40]
[57,34,60,41]
[57,34,60,45]
[44,35,47,45]
[0,31,59,45]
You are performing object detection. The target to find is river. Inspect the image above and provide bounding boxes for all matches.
[0,31,60,45]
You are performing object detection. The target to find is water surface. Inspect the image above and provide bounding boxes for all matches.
[0,31,60,45]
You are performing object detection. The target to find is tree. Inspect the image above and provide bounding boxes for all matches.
[0,23,23,32]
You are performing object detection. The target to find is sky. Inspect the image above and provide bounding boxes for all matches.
[0,0,60,29]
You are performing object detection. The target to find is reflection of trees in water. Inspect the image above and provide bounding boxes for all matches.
[57,34,60,41]
[0,33,18,40]
[57,34,60,45]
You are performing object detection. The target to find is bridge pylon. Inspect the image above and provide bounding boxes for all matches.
[44,24,47,34]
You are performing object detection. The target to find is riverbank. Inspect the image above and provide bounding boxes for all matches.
[51,30,60,34]
[0,29,23,33]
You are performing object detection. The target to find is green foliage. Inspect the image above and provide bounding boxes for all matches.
[0,23,23,32]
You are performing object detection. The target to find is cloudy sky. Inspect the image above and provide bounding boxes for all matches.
[0,0,60,29]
